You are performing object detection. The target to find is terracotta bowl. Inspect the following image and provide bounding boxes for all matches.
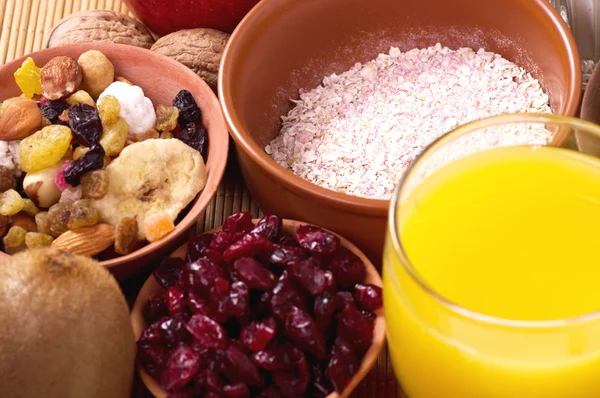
[218,0,582,265]
[131,219,386,398]
[0,42,229,280]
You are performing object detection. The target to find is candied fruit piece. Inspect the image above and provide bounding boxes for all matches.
[68,103,103,147]
[35,211,51,235]
[63,144,105,186]
[155,105,180,132]
[46,202,72,238]
[252,215,283,240]
[72,146,89,160]
[296,225,340,255]
[223,232,274,262]
[160,345,202,392]
[40,100,69,125]
[14,57,42,99]
[3,225,26,250]
[233,257,276,290]
[173,89,201,125]
[114,216,138,255]
[0,166,16,193]
[19,125,73,173]
[353,283,383,311]
[185,313,228,349]
[144,213,175,242]
[284,306,326,360]
[329,247,366,288]
[81,169,109,199]
[144,294,168,324]
[21,199,40,216]
[139,343,170,379]
[154,256,186,289]
[97,94,120,125]
[252,343,295,371]
[54,161,72,192]
[25,231,53,248]
[67,199,99,229]
[0,189,25,216]
[66,90,95,107]
[223,212,255,233]
[100,116,129,156]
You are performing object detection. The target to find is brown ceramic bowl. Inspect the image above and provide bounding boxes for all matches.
[0,42,229,280]
[218,0,582,264]
[131,219,386,398]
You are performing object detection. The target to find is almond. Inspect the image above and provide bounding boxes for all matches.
[51,224,115,256]
[0,97,42,140]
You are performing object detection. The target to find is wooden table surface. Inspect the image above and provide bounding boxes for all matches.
[0,0,400,396]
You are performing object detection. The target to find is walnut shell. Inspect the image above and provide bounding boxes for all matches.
[47,10,155,49]
[151,28,230,91]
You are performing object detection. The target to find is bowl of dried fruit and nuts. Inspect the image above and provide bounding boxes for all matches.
[0,42,229,280]
[219,0,582,264]
[131,212,385,398]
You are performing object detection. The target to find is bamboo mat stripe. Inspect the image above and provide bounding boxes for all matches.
[0,0,396,396]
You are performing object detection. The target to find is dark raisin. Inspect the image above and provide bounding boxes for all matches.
[68,103,102,147]
[178,122,208,160]
[63,144,105,186]
[40,100,69,125]
[173,89,202,125]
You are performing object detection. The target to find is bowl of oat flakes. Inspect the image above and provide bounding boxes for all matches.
[219,0,581,264]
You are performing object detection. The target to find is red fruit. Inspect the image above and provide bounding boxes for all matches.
[219,344,264,387]
[160,314,193,348]
[160,345,202,392]
[234,257,276,290]
[277,234,300,247]
[257,386,283,398]
[187,233,213,262]
[269,245,306,267]
[284,306,326,360]
[296,225,340,255]
[143,293,168,323]
[270,271,307,320]
[251,342,295,371]
[326,351,359,394]
[186,313,228,349]
[309,360,333,398]
[188,290,213,316]
[224,232,275,262]
[329,247,366,288]
[289,258,327,296]
[240,318,277,352]
[336,305,374,356]
[336,291,354,309]
[185,257,223,293]
[209,277,232,323]
[138,343,170,379]
[251,215,283,240]
[210,231,238,252]
[166,285,187,315]
[353,283,383,311]
[271,346,310,397]
[228,281,250,320]
[154,256,186,289]
[140,319,165,344]
[223,383,250,398]
[54,160,72,191]
[122,0,260,36]
[314,292,342,333]
[194,368,224,394]
[223,211,255,233]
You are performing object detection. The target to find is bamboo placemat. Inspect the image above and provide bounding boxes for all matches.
[0,0,398,396]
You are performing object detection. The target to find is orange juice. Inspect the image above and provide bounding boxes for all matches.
[384,145,600,398]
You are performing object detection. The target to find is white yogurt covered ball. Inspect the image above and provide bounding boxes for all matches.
[0,140,21,177]
[98,81,156,135]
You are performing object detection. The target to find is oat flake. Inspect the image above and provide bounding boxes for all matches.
[265,43,553,200]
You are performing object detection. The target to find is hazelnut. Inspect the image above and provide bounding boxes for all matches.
[41,56,83,100]
[0,97,42,140]
[78,50,115,99]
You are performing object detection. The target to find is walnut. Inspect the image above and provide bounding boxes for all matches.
[151,28,230,91]
[47,10,155,49]
[41,56,83,100]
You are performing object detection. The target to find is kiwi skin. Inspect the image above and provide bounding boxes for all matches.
[0,248,135,398]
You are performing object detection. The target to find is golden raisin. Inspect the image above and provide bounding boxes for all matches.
[0,189,25,216]
[14,57,42,99]
[155,105,180,132]
[114,216,138,255]
[35,211,51,235]
[68,199,99,230]
[100,117,129,156]
[25,232,54,248]
[144,213,175,242]
[22,199,40,216]
[160,131,174,140]
[3,225,26,252]
[19,125,73,173]
[66,90,95,107]
[46,202,72,238]
[97,95,120,125]
[81,169,110,199]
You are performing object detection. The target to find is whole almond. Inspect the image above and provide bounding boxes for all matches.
[51,224,115,256]
[41,56,83,100]
[0,97,42,140]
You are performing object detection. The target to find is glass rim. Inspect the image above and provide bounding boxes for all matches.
[388,112,600,329]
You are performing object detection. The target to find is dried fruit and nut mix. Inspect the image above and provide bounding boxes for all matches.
[138,212,382,397]
[0,51,210,258]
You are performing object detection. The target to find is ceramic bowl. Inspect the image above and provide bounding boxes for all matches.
[0,42,229,280]
[131,219,386,398]
[218,0,582,265]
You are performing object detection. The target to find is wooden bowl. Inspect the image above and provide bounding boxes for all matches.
[131,219,386,398]
[0,42,229,280]
[218,0,581,265]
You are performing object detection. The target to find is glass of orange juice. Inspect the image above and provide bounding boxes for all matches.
[383,113,600,398]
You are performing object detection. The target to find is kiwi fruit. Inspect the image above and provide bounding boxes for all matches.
[0,248,135,398]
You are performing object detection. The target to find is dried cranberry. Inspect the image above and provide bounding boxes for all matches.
[223,212,255,233]
[251,215,283,240]
[251,343,295,371]
[309,361,333,398]
[166,285,187,316]
[63,144,105,186]
[160,345,202,392]
[296,225,340,255]
[278,235,300,247]
[270,271,307,320]
[40,100,69,125]
[188,290,213,316]
[194,368,224,394]
[331,336,356,358]
[187,233,213,262]
[140,319,165,345]
[185,257,223,293]
[219,344,264,387]
[326,351,359,394]
[210,231,238,252]
[336,305,374,355]
[68,102,102,147]
[179,122,208,159]
[224,232,275,262]
[209,277,231,323]
[173,89,201,125]
[144,294,168,323]
[284,306,326,360]
[323,271,335,292]
[234,257,276,290]
[353,283,383,311]
[314,292,342,333]
[228,281,250,320]
[223,383,250,398]
[329,247,366,288]
[289,258,327,296]
[257,386,283,398]
[186,313,228,349]
[271,345,310,397]
[166,388,196,398]
[240,318,277,352]
[160,314,193,348]
[336,291,354,309]
[138,343,170,379]
[269,245,306,267]
[154,257,186,289]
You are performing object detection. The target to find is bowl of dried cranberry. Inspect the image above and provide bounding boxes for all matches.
[0,42,229,280]
[131,212,386,397]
